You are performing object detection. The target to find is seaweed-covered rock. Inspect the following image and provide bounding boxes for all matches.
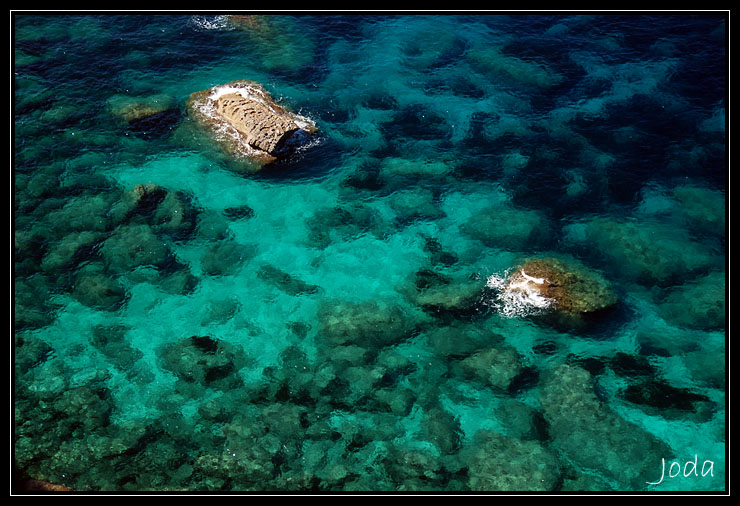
[539,364,674,490]
[673,184,725,237]
[52,386,113,431]
[14,332,53,375]
[107,93,176,123]
[452,345,525,392]
[99,223,171,274]
[186,80,317,166]
[462,430,561,491]
[44,192,116,234]
[460,205,552,251]
[317,299,423,349]
[304,204,383,249]
[467,46,564,88]
[496,399,549,442]
[109,184,199,239]
[14,274,58,329]
[421,404,463,455]
[224,15,316,74]
[90,324,143,372]
[157,335,251,394]
[565,217,719,286]
[108,183,168,225]
[388,187,446,224]
[385,445,446,487]
[657,271,725,330]
[424,323,502,358]
[405,269,486,320]
[72,262,128,311]
[150,190,199,239]
[620,378,715,423]
[40,230,102,273]
[200,239,255,276]
[257,264,319,296]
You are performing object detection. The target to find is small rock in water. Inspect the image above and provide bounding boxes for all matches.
[186,80,318,167]
[487,256,617,319]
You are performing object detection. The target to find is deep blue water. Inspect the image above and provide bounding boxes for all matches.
[13,13,727,493]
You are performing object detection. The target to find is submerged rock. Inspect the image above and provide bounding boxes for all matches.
[108,93,176,123]
[107,93,180,139]
[452,345,525,392]
[158,335,251,395]
[565,217,719,286]
[657,271,725,330]
[72,263,128,311]
[317,299,424,349]
[257,264,319,296]
[462,430,561,491]
[460,205,552,251]
[99,223,171,274]
[620,378,715,423]
[407,270,486,320]
[186,80,317,166]
[539,364,674,490]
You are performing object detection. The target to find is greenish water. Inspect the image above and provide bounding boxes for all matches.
[13,13,727,493]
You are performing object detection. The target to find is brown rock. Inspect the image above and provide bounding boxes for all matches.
[186,80,317,166]
[505,257,617,314]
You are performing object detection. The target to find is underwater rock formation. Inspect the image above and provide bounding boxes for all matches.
[657,271,725,330]
[99,223,171,274]
[257,264,319,296]
[107,93,181,138]
[200,239,255,276]
[158,335,251,396]
[462,430,561,491]
[109,183,200,240]
[564,217,719,286]
[317,299,425,349]
[406,269,486,320]
[539,364,674,490]
[451,345,526,392]
[460,205,552,251]
[186,80,318,166]
[108,93,176,123]
[72,263,128,311]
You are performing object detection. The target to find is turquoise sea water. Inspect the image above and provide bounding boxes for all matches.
[13,13,727,493]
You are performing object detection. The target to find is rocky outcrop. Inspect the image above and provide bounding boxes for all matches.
[488,256,617,318]
[509,257,617,314]
[186,80,317,166]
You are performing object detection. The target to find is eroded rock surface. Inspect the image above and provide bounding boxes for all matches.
[186,80,317,166]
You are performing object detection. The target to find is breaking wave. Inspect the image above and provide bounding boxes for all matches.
[484,268,556,318]
[188,15,236,32]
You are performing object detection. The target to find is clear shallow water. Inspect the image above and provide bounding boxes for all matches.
[13,13,727,493]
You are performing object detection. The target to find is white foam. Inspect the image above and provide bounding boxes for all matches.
[204,83,317,133]
[189,15,235,31]
[518,269,545,285]
[484,269,555,318]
